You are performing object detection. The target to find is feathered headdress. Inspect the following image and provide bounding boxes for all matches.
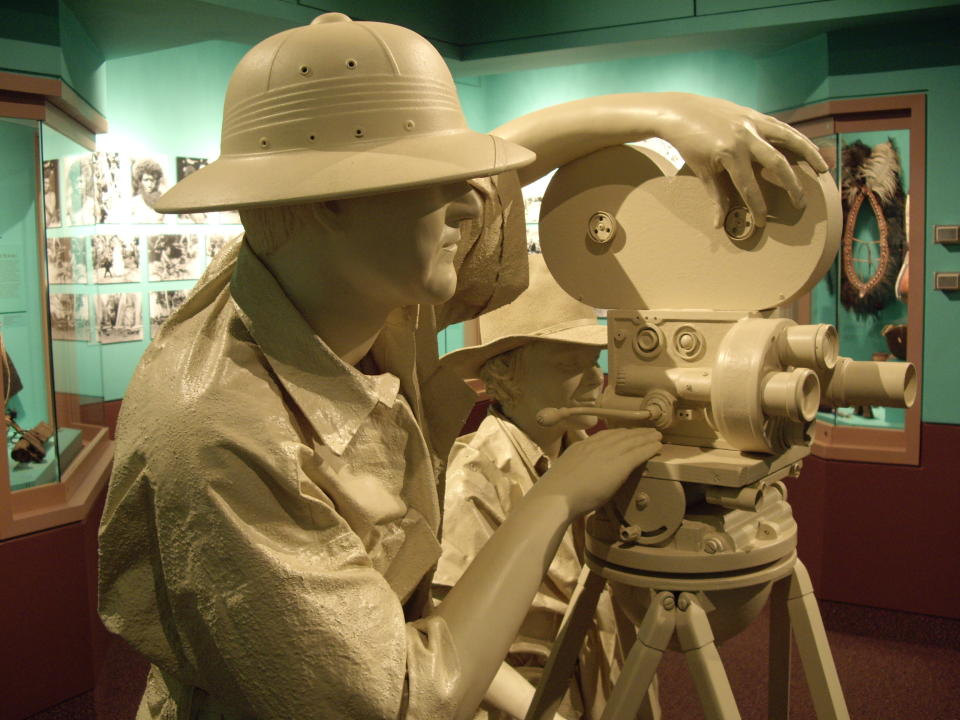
[839,139,907,316]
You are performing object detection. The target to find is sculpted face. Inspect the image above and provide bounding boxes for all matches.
[511,341,604,434]
[328,180,481,307]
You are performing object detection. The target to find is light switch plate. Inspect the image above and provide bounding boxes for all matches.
[934,272,960,291]
[935,226,960,245]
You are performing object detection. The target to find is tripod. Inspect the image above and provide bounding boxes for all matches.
[524,548,849,720]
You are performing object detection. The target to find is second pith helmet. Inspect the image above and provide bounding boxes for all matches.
[441,254,607,380]
[156,13,534,213]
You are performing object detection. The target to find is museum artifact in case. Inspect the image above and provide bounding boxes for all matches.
[0,109,113,540]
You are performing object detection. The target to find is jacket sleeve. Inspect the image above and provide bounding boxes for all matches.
[101,415,460,720]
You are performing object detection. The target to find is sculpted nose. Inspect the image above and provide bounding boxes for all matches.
[586,364,604,390]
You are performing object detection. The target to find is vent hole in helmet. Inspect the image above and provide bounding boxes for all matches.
[345,58,358,69]
[404,120,415,131]
[308,134,316,141]
[354,128,365,138]
[259,137,269,148]
[299,65,311,76]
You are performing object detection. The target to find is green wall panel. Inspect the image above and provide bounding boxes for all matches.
[298,0,461,45]
[459,1,694,46]
[103,40,249,157]
[755,33,829,112]
[0,37,61,77]
[697,0,814,13]
[828,16,960,76]
[58,0,106,113]
[0,0,59,47]
[468,49,762,134]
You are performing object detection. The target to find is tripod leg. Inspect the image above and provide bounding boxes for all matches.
[639,673,661,720]
[769,575,792,719]
[601,592,676,720]
[525,569,606,720]
[787,561,850,720]
[676,592,742,720]
[611,592,661,720]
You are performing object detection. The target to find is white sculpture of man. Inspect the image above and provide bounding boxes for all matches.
[97,12,826,720]
[438,255,626,719]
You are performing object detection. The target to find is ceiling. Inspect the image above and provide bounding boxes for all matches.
[62,0,960,77]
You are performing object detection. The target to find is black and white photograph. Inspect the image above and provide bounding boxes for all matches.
[49,293,91,342]
[176,157,209,223]
[96,292,143,344]
[525,223,541,254]
[93,234,141,284]
[43,159,61,228]
[64,154,97,226]
[147,234,202,281]
[130,156,169,223]
[521,169,554,226]
[205,234,230,265]
[149,289,189,338]
[46,236,88,284]
[94,151,131,224]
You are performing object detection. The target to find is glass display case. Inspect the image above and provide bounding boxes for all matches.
[0,79,113,540]
[781,95,924,465]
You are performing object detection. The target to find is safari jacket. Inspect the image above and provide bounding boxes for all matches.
[98,173,526,720]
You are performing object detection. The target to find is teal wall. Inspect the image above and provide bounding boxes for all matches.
[0,1,60,80]
[0,1,106,114]
[100,40,249,158]
[465,49,763,133]
[57,1,106,113]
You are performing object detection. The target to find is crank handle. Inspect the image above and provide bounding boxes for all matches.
[536,406,660,427]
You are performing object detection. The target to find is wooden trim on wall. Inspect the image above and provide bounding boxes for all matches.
[0,70,106,150]
[0,430,113,540]
[34,134,56,432]
[778,94,924,466]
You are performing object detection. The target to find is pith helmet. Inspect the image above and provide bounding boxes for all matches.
[442,254,607,379]
[156,13,534,213]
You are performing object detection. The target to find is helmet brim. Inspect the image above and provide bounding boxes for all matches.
[441,322,607,380]
[155,131,535,213]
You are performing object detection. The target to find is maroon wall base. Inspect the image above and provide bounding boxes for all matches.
[0,488,109,720]
[789,422,960,619]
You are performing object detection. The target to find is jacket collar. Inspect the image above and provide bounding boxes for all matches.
[229,239,403,456]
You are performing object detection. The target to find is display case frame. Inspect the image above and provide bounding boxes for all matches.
[778,94,925,466]
[0,71,113,540]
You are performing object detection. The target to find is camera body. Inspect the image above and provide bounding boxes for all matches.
[538,144,915,574]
